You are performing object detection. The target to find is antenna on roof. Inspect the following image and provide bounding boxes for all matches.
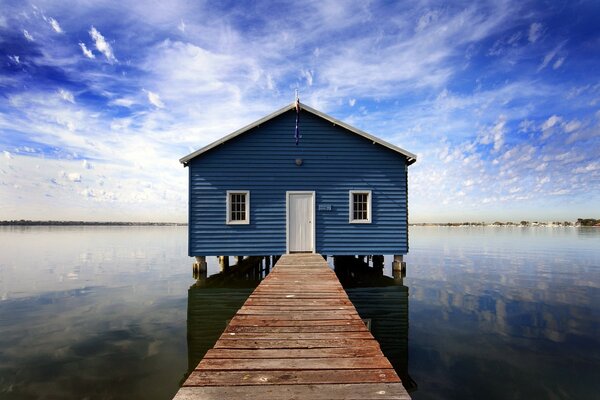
[294,89,301,145]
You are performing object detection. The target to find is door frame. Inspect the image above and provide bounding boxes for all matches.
[286,191,316,254]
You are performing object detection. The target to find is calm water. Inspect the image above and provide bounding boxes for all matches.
[0,226,598,399]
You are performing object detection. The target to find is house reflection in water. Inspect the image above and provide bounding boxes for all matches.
[183,255,416,393]
[334,256,418,393]
[182,257,269,384]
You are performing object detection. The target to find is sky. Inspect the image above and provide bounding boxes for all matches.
[0,0,599,223]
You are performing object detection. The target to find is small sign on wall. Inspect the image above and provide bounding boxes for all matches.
[318,204,332,211]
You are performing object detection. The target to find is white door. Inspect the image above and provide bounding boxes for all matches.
[287,192,315,253]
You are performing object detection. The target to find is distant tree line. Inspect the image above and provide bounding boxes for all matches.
[411,219,598,227]
[0,220,187,226]
[576,218,600,227]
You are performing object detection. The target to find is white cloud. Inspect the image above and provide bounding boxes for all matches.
[518,119,534,133]
[57,89,75,103]
[488,32,522,56]
[23,29,34,41]
[349,98,356,107]
[111,118,132,131]
[79,42,95,59]
[178,20,186,32]
[67,172,81,182]
[539,50,556,71]
[415,9,441,32]
[553,57,565,69]
[315,3,512,101]
[302,69,313,86]
[538,43,565,72]
[535,162,548,172]
[146,90,165,108]
[48,17,63,33]
[479,116,506,152]
[89,26,117,63]
[3,151,12,159]
[564,119,581,133]
[528,22,542,43]
[8,55,20,64]
[541,115,561,133]
[573,161,600,174]
[266,73,275,91]
[111,98,135,107]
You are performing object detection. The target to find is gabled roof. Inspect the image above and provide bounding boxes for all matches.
[180,102,417,166]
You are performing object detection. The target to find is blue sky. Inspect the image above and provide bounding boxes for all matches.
[0,0,599,222]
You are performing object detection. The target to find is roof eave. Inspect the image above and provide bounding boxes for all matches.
[299,103,418,164]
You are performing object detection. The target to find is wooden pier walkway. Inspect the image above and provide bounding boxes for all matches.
[174,253,411,400]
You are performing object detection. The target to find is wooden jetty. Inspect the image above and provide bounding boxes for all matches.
[174,253,411,400]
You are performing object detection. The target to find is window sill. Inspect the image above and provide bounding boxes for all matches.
[226,221,250,225]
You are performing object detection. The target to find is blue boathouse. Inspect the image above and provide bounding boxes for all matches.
[180,102,417,268]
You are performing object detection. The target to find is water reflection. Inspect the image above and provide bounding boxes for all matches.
[404,227,600,400]
[1,227,598,400]
[334,256,417,393]
[183,257,270,383]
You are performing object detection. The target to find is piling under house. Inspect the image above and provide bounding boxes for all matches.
[180,101,417,270]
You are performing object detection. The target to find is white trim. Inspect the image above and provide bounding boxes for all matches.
[286,191,316,254]
[226,190,250,225]
[180,102,417,165]
[349,190,372,224]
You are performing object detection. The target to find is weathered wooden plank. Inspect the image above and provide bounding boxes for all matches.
[250,290,345,294]
[214,338,381,349]
[227,318,361,327]
[184,368,401,386]
[250,293,349,298]
[224,323,368,333]
[204,347,384,359]
[240,305,356,311]
[232,311,360,319]
[197,356,394,370]
[244,298,353,306]
[173,383,411,400]
[220,331,373,340]
[237,306,356,313]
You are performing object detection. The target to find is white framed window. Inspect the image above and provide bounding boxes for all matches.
[349,190,372,223]
[226,191,250,224]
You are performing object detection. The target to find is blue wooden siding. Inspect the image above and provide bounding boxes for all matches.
[188,109,409,256]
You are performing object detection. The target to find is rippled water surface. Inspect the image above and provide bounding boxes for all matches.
[0,226,598,399]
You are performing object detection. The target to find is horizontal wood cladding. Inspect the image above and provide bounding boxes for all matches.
[188,109,409,256]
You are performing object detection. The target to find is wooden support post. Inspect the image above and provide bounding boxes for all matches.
[219,256,229,272]
[235,256,244,264]
[393,269,405,285]
[392,255,406,271]
[193,256,207,277]
[194,256,207,271]
[264,256,271,274]
[194,269,207,286]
